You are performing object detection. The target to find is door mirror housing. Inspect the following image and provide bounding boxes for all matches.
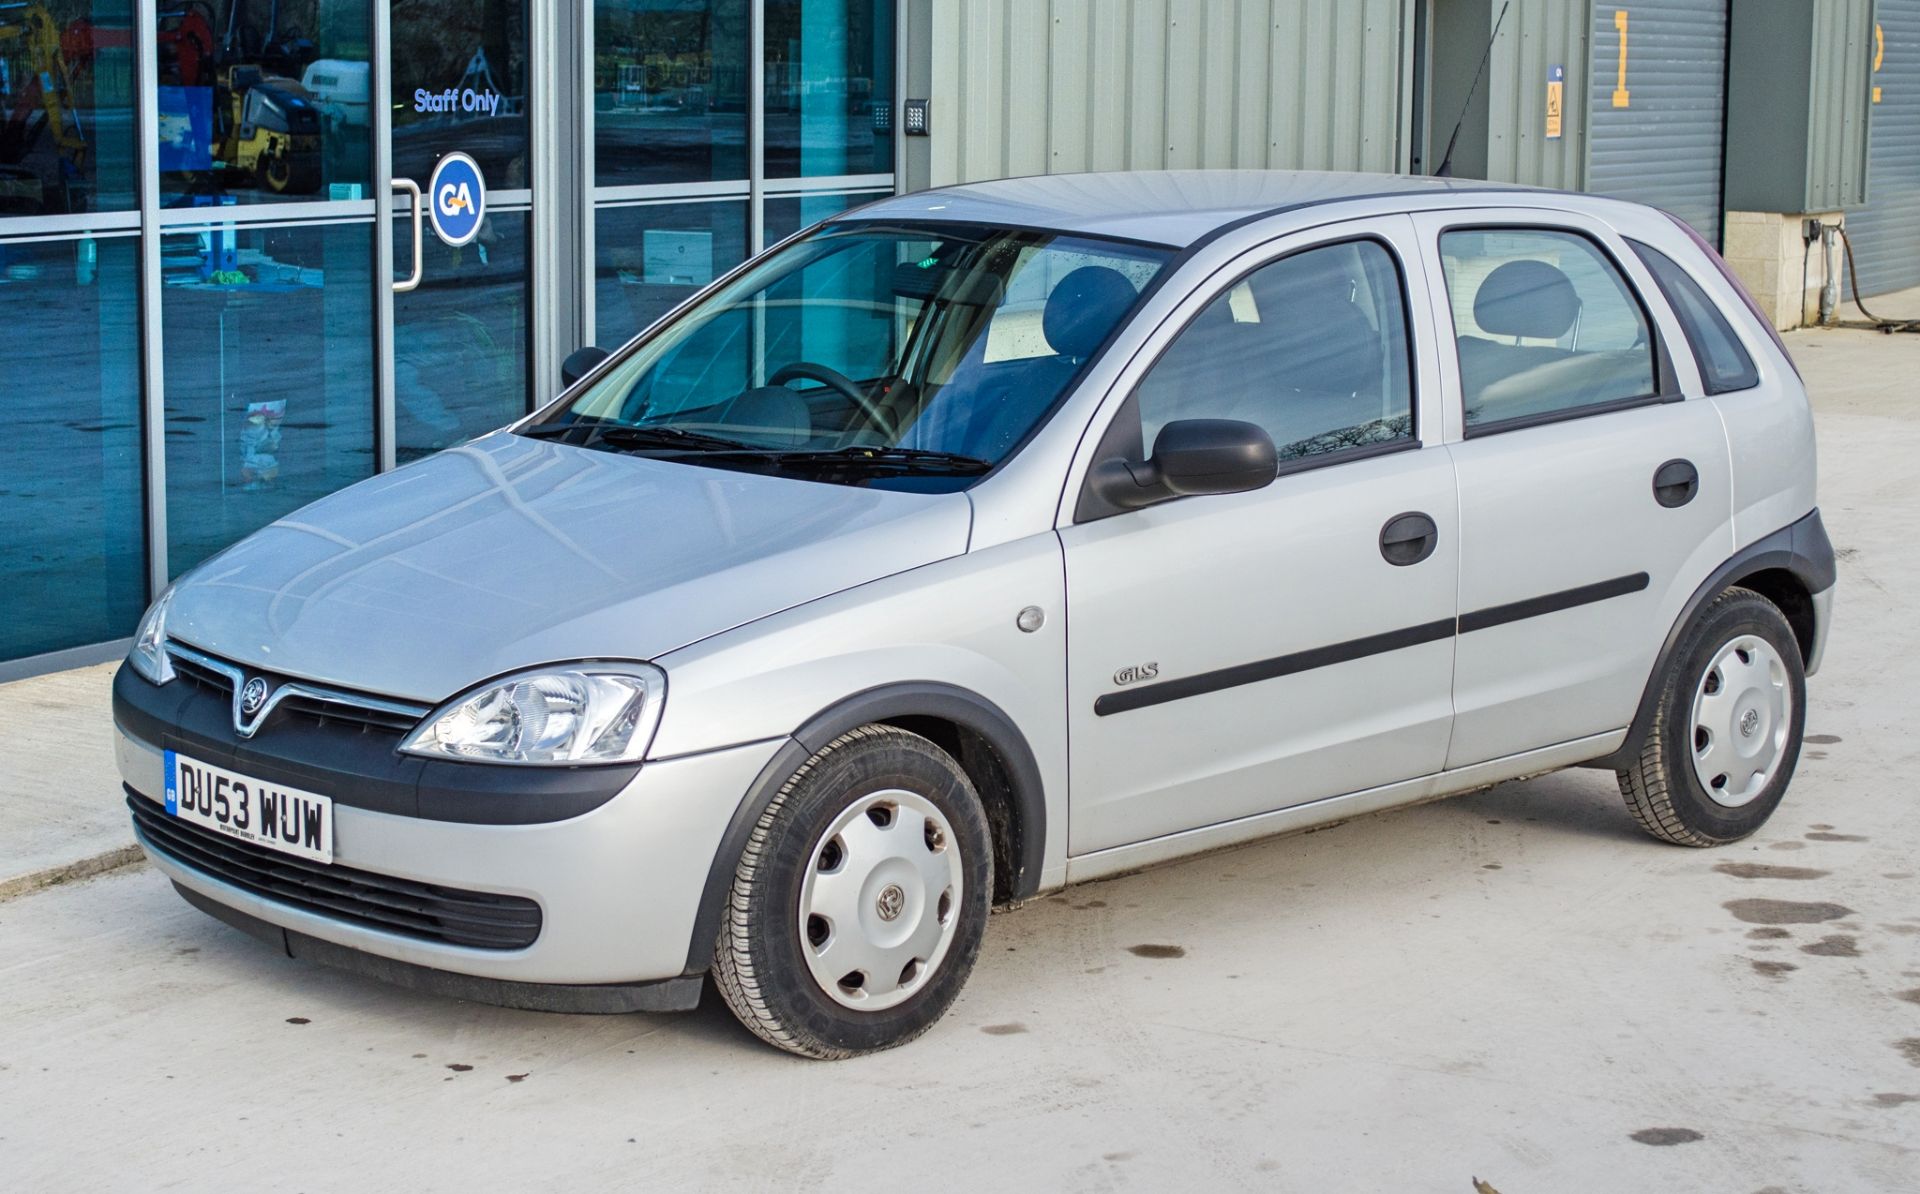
[561,345,611,387]
[1088,418,1278,511]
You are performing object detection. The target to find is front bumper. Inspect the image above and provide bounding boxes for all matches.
[117,721,782,995]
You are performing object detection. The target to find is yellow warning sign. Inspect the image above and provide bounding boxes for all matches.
[1546,64,1564,140]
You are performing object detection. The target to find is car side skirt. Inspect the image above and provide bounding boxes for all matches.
[1064,729,1626,885]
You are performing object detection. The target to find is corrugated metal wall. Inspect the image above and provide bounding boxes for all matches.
[1808,0,1875,209]
[925,0,1410,187]
[1585,0,1729,244]
[1849,0,1920,296]
[1484,0,1589,190]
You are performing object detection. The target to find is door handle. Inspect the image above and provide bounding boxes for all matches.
[1653,458,1699,508]
[392,178,423,293]
[1379,511,1439,566]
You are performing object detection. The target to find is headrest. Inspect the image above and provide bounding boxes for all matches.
[1043,266,1140,361]
[1473,259,1580,340]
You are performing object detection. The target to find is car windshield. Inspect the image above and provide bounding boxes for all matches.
[527,221,1172,490]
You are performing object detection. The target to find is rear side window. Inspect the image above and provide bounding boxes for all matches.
[1438,228,1658,430]
[1628,240,1760,394]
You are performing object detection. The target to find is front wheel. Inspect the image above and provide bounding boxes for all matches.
[711,726,992,1058]
[1617,587,1807,846]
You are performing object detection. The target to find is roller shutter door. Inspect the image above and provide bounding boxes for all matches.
[1586,1,1730,245]
[1848,0,1920,297]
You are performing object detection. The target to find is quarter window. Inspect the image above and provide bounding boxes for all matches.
[1628,240,1760,394]
[1135,239,1416,464]
[1438,228,1658,428]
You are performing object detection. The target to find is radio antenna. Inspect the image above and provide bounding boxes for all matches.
[1434,0,1510,178]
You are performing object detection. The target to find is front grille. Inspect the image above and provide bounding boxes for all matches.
[129,792,542,950]
[164,642,430,736]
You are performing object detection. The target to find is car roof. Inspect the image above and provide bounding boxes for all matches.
[849,169,1547,248]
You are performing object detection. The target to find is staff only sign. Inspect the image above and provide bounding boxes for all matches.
[427,152,486,247]
[413,86,503,116]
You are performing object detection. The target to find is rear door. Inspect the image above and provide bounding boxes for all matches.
[1413,209,1734,768]
[1059,218,1460,856]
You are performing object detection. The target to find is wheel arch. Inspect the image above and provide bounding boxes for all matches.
[1584,508,1834,772]
[682,682,1048,975]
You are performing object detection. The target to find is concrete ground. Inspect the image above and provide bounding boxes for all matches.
[2,324,1918,1192]
[0,662,135,898]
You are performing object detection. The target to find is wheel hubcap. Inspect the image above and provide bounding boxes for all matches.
[1689,634,1792,808]
[798,789,963,1011]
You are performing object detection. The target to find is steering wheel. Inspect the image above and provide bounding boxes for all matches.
[769,361,898,440]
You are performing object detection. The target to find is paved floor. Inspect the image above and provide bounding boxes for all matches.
[0,662,134,896]
[2,326,1917,1192]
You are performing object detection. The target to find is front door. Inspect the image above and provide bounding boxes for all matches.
[384,1,533,464]
[1060,220,1460,857]
[1413,211,1735,768]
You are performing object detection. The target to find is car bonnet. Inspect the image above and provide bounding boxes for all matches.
[162,432,974,704]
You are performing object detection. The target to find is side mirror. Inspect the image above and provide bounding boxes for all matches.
[561,345,611,387]
[1088,418,1277,511]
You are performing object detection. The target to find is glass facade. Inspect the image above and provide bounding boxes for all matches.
[763,0,894,178]
[0,234,145,660]
[593,0,748,187]
[0,0,897,672]
[391,1,528,186]
[0,0,137,216]
[394,206,529,462]
[594,198,748,346]
[160,219,375,574]
[155,1,373,207]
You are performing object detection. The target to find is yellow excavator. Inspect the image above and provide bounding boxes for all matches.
[0,1,91,212]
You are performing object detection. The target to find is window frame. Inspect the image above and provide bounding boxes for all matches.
[1072,233,1425,522]
[1434,222,1683,441]
[1625,238,1761,396]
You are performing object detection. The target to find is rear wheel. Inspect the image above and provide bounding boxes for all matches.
[1618,587,1806,846]
[711,726,992,1058]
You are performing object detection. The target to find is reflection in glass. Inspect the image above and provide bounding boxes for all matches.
[763,189,887,244]
[393,208,529,462]
[161,219,373,575]
[391,0,527,186]
[764,0,893,179]
[154,1,370,206]
[593,0,747,187]
[594,198,746,346]
[0,234,144,657]
[0,0,136,216]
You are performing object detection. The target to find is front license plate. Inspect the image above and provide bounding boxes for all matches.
[163,750,334,864]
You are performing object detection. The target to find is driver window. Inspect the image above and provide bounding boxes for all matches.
[1134,239,1415,464]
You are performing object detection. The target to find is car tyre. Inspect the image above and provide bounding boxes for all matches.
[711,725,993,1058]
[1617,587,1807,846]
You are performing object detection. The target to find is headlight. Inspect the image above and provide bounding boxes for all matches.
[399,664,666,766]
[127,588,176,685]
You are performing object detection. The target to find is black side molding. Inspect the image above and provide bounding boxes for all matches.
[1095,571,1655,718]
[1582,507,1835,771]
[171,882,702,1014]
[1096,618,1456,717]
[1458,572,1650,634]
[681,682,1049,975]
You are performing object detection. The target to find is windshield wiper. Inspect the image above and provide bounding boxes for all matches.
[517,421,763,454]
[760,446,993,475]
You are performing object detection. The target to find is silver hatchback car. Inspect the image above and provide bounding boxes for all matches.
[116,171,1833,1057]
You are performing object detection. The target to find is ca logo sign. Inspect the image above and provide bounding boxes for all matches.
[425,152,485,247]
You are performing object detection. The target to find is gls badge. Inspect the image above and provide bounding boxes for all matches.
[1112,662,1159,686]
[426,151,485,247]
